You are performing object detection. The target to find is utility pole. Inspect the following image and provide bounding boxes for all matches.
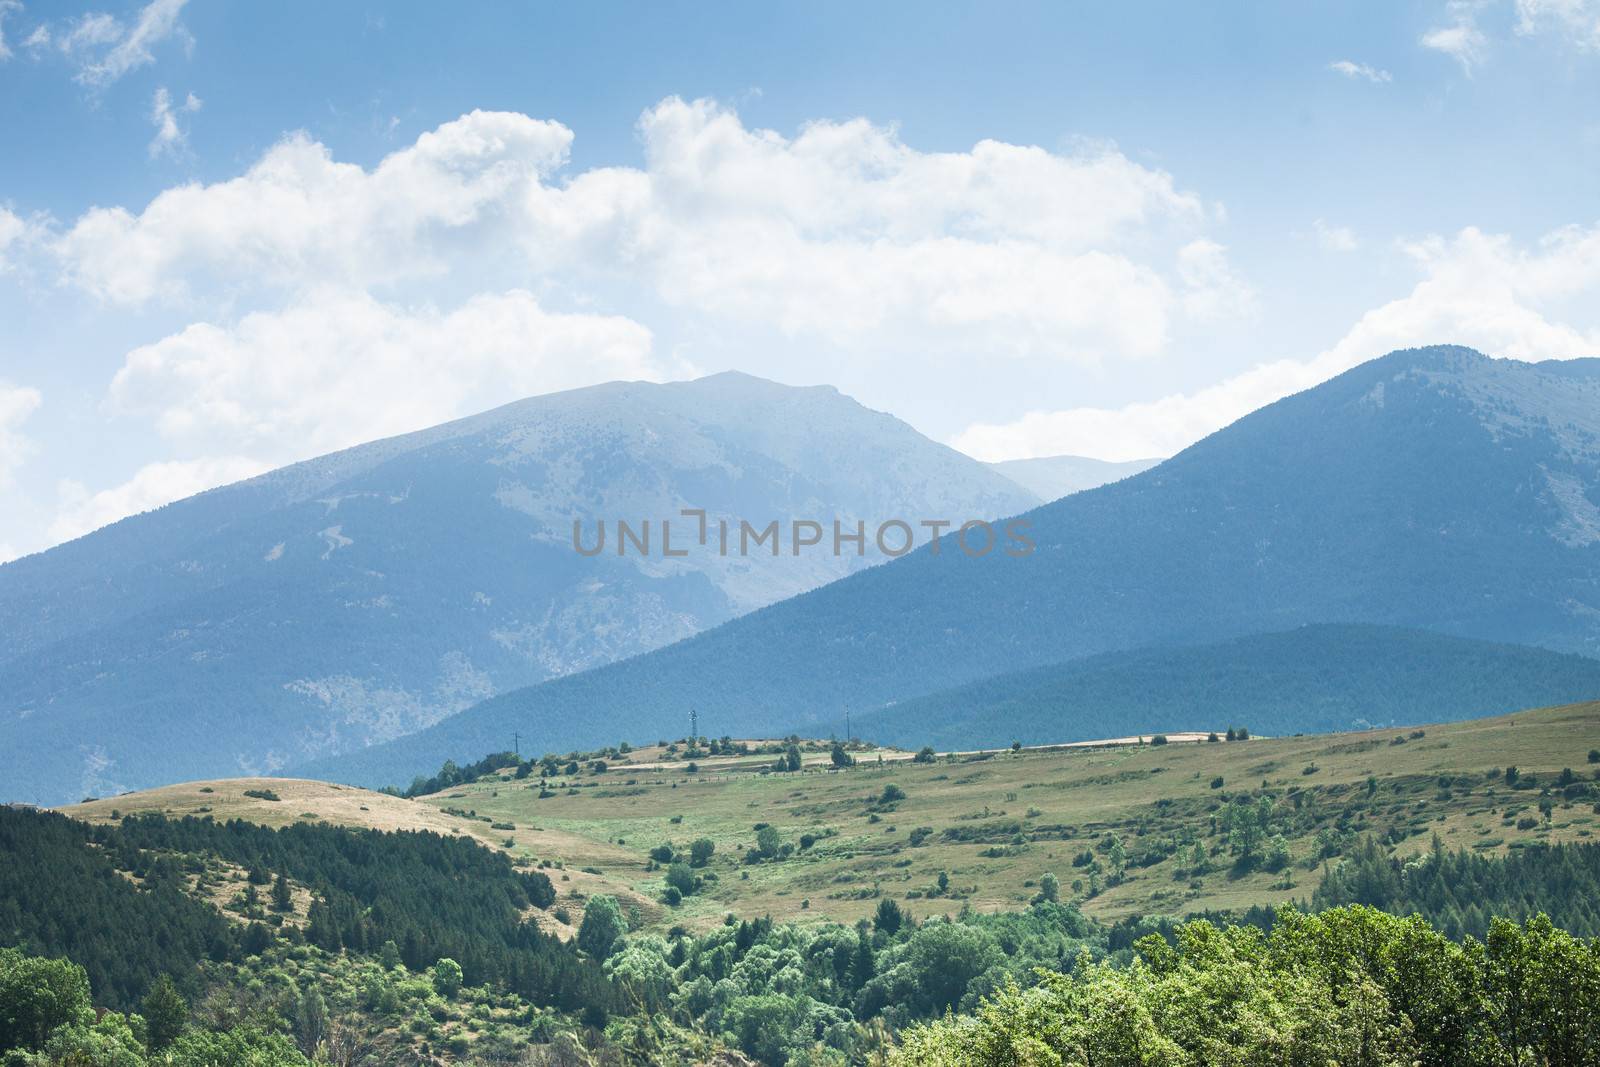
[845,707,851,744]
[513,731,520,757]
[690,708,698,745]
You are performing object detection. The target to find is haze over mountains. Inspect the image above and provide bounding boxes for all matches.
[987,455,1162,500]
[311,346,1600,787]
[0,373,1039,804]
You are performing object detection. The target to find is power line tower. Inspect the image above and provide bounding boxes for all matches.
[690,708,699,745]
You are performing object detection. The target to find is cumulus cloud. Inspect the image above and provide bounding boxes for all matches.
[35,98,1261,547]
[1328,59,1393,82]
[53,98,1246,361]
[57,109,574,302]
[1516,0,1600,49]
[108,287,660,462]
[147,85,200,157]
[1422,2,1489,72]
[953,223,1600,461]
[0,381,43,489]
[50,455,270,545]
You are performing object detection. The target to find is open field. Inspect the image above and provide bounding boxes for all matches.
[64,702,1600,933]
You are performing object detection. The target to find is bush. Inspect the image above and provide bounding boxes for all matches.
[665,863,698,898]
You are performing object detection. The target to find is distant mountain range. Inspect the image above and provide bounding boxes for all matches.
[309,346,1600,787]
[0,373,1039,804]
[987,454,1161,501]
[817,623,1600,750]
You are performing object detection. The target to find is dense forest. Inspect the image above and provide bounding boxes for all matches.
[6,802,1600,1064]
[0,807,602,1016]
[1312,836,1600,939]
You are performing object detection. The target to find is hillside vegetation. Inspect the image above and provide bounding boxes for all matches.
[78,701,1600,931]
[19,701,1600,1065]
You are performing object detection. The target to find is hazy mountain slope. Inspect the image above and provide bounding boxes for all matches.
[311,346,1600,787]
[817,624,1600,750]
[0,373,1035,804]
[988,454,1162,501]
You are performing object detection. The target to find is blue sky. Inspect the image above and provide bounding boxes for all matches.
[2,0,1600,560]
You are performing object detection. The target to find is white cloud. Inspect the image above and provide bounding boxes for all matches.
[952,223,1600,461]
[74,0,188,86]
[0,0,21,60]
[57,109,575,303]
[147,85,200,157]
[50,456,270,545]
[1516,0,1600,49]
[0,380,43,489]
[58,11,119,54]
[108,287,660,462]
[1328,59,1393,82]
[1422,2,1489,72]
[53,98,1247,361]
[1313,219,1359,252]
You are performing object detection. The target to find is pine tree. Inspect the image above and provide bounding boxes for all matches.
[271,871,293,912]
[141,974,187,1052]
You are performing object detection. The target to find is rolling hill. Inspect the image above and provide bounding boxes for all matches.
[66,700,1600,930]
[819,624,1600,750]
[0,373,1035,804]
[313,346,1600,787]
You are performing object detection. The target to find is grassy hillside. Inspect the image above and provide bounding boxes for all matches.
[71,701,1600,933]
[825,624,1600,749]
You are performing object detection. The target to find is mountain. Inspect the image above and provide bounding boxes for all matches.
[0,373,1036,804]
[815,624,1600,750]
[988,454,1162,501]
[310,346,1600,787]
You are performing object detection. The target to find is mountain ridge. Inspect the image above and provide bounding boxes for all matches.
[306,345,1600,787]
